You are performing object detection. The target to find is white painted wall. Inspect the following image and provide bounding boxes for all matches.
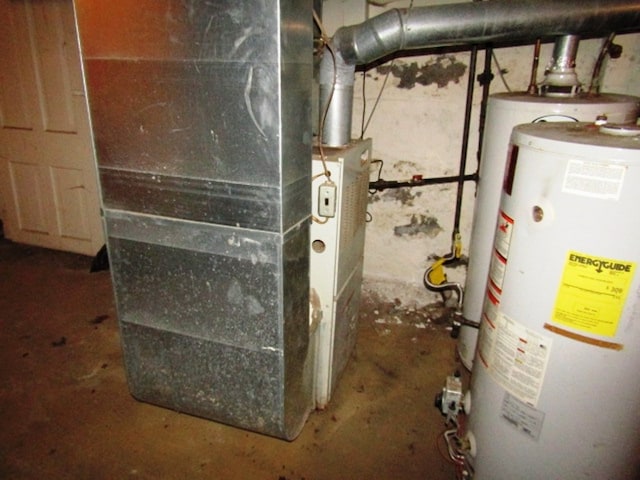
[321,0,640,307]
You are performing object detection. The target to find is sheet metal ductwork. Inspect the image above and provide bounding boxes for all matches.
[74,1,313,440]
[320,0,640,146]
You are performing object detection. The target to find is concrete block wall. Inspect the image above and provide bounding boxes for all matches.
[322,0,640,307]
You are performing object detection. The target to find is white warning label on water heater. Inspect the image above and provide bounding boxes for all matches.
[494,210,514,258]
[478,311,553,407]
[487,210,514,294]
[500,392,545,440]
[488,250,507,294]
[562,160,626,201]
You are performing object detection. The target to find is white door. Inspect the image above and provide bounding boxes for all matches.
[0,0,103,256]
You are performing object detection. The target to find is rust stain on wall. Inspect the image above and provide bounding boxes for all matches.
[386,188,421,206]
[377,55,467,89]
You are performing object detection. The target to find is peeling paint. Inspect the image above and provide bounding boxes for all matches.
[369,187,422,205]
[393,160,419,171]
[393,214,442,237]
[377,56,467,89]
[385,188,421,206]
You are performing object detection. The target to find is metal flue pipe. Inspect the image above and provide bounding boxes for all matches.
[539,35,582,96]
[320,0,640,146]
[334,0,640,66]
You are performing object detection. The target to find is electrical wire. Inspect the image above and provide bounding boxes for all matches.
[368,159,384,193]
[312,171,329,181]
[311,215,329,224]
[492,51,511,92]
[360,72,367,139]
[361,60,394,138]
[365,159,385,223]
[360,0,413,138]
[588,32,616,95]
[313,9,336,181]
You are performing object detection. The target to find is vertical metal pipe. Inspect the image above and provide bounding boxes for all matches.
[588,33,617,95]
[319,48,355,147]
[527,39,542,95]
[540,35,581,95]
[549,34,580,71]
[476,46,493,175]
[454,46,478,233]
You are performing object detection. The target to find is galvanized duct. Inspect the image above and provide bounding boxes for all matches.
[320,0,640,146]
[76,0,314,441]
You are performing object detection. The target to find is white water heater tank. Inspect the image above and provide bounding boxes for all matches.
[459,93,639,370]
[467,122,640,479]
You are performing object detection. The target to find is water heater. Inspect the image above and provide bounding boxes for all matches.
[467,122,640,479]
[459,92,639,369]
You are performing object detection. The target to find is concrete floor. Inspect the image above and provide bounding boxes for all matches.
[0,239,465,480]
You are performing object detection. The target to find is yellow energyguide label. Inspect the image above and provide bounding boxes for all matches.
[553,251,636,337]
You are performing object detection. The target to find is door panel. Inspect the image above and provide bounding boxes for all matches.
[50,165,91,240]
[31,0,77,133]
[9,161,48,233]
[0,1,33,130]
[0,0,103,255]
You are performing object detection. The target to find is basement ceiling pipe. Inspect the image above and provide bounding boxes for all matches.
[320,0,640,147]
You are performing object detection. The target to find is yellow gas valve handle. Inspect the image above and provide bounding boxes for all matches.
[428,257,448,285]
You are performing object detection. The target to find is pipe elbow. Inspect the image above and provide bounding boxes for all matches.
[334,8,407,66]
